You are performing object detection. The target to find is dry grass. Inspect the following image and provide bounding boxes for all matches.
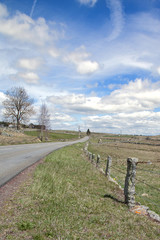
[0,128,41,145]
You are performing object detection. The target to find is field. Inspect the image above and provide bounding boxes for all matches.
[24,130,82,141]
[0,128,82,145]
[88,133,160,215]
[0,138,159,239]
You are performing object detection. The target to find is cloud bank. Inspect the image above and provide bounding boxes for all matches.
[48,79,160,114]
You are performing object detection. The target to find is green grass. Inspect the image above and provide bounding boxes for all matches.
[0,142,159,240]
[24,130,80,141]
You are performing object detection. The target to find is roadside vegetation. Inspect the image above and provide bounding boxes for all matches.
[0,142,159,240]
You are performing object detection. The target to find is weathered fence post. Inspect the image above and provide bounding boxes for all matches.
[105,156,112,176]
[89,152,92,162]
[84,142,89,156]
[92,154,95,163]
[96,154,100,167]
[84,146,87,155]
[124,157,138,208]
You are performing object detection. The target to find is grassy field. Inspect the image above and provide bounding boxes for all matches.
[88,134,160,216]
[0,141,159,240]
[24,130,81,141]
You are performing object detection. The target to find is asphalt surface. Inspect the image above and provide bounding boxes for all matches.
[0,136,89,187]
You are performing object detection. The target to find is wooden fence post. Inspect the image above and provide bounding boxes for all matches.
[105,156,112,176]
[124,157,138,208]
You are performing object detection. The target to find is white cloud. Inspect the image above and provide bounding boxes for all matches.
[77,60,99,74]
[128,12,160,34]
[48,93,101,114]
[18,58,43,70]
[106,0,124,41]
[64,46,89,63]
[78,0,98,7]
[0,91,6,120]
[64,46,99,74]
[0,91,6,103]
[0,3,8,18]
[120,56,153,70]
[0,3,100,82]
[48,47,60,58]
[48,79,160,114]
[157,66,160,75]
[102,79,160,112]
[82,111,160,135]
[0,4,56,46]
[18,72,39,84]
[51,112,75,122]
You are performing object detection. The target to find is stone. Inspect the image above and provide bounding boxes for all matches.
[148,210,160,222]
[105,156,112,176]
[124,158,138,208]
[96,154,100,167]
[131,205,148,215]
[1,132,12,137]
[141,193,149,197]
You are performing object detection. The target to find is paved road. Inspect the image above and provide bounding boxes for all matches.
[0,136,89,187]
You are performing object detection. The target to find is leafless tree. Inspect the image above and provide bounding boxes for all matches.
[3,87,34,130]
[38,103,50,141]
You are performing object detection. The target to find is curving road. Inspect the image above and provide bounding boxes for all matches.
[0,136,89,187]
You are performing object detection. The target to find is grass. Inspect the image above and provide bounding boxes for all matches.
[0,142,159,240]
[88,134,160,215]
[24,130,80,141]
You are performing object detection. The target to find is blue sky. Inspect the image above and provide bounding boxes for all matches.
[0,0,160,135]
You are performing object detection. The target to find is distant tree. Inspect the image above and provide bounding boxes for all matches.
[86,129,91,136]
[3,87,34,130]
[38,103,50,141]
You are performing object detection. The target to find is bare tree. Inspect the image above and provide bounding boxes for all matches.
[3,87,34,130]
[38,103,50,141]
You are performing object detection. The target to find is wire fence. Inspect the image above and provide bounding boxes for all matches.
[84,142,160,218]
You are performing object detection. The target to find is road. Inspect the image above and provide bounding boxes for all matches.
[0,136,89,187]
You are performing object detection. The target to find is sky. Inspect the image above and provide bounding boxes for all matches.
[0,0,160,135]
